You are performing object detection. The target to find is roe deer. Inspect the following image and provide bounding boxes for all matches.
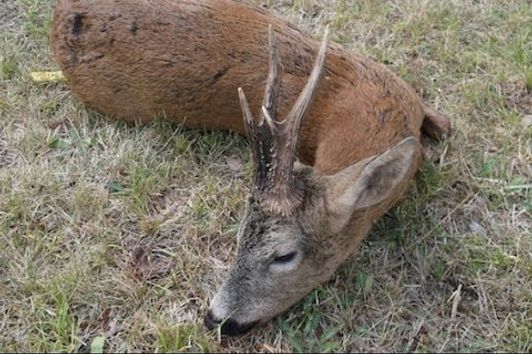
[50,0,451,336]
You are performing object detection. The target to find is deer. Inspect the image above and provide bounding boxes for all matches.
[50,0,451,336]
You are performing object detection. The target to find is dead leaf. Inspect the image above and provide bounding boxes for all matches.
[522,114,532,128]
[224,156,243,171]
[97,308,112,332]
[469,221,487,236]
[128,246,151,280]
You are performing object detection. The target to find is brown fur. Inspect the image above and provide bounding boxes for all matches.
[50,0,449,175]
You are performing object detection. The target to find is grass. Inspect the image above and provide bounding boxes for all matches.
[1,0,530,352]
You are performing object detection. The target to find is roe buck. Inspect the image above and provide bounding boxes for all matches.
[50,0,451,336]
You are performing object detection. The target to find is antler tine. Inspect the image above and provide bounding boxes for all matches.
[262,24,283,121]
[283,25,330,134]
[239,87,260,167]
[238,87,255,132]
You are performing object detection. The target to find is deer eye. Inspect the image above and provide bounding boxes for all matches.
[273,251,297,264]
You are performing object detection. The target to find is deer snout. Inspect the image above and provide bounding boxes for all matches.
[203,310,221,330]
[203,310,258,336]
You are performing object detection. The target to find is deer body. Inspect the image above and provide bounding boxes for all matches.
[51,0,450,335]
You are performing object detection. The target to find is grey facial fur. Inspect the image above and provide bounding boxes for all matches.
[207,138,420,334]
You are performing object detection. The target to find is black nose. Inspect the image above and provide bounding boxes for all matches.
[204,310,221,331]
[203,310,258,336]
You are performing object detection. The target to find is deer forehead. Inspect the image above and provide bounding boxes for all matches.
[239,211,301,247]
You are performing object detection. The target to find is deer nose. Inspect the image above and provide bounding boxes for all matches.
[203,310,221,331]
[203,310,258,336]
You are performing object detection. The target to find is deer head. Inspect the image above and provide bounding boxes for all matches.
[204,26,421,336]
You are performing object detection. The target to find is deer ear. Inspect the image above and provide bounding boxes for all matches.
[324,137,420,232]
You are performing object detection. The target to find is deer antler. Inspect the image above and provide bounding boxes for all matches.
[239,25,330,216]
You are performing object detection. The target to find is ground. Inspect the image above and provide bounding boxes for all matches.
[0,0,530,352]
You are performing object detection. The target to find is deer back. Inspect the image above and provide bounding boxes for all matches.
[50,0,425,172]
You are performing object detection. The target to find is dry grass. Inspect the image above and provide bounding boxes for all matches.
[1,0,530,352]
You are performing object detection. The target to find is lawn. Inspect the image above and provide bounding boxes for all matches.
[0,0,530,352]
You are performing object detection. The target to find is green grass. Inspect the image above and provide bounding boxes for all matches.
[1,0,530,352]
